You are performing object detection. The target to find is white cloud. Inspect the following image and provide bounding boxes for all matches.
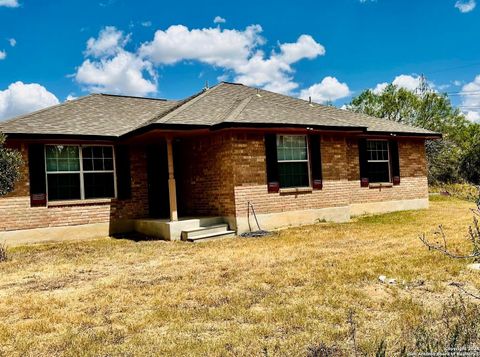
[75,24,326,97]
[0,82,59,121]
[141,21,152,27]
[437,83,451,91]
[75,26,157,96]
[0,50,6,60]
[76,51,157,96]
[373,82,388,94]
[459,75,480,122]
[66,94,78,101]
[391,74,421,91]
[465,111,480,121]
[213,16,226,24]
[373,74,423,94]
[299,76,351,104]
[276,35,325,64]
[455,0,476,13]
[0,0,19,7]
[85,26,129,57]
[8,38,16,47]
[140,24,264,66]
[140,25,325,94]
[453,80,463,86]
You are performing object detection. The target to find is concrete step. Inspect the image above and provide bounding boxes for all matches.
[184,230,236,243]
[181,224,229,240]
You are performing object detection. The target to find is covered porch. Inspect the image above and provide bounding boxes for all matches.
[124,131,236,241]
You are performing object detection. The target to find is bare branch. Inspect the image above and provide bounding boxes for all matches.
[439,224,447,250]
[347,309,358,357]
[419,231,480,260]
[449,282,480,300]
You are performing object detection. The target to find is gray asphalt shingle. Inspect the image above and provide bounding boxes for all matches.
[0,82,440,137]
[0,94,179,137]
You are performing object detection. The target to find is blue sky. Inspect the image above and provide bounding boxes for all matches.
[0,0,480,121]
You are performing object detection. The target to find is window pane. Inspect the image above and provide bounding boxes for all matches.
[103,147,113,159]
[82,146,114,172]
[82,147,93,159]
[58,158,70,171]
[84,173,115,199]
[92,147,103,158]
[104,158,114,170]
[277,135,307,162]
[46,146,79,172]
[83,158,93,171]
[278,162,309,188]
[93,158,104,171]
[46,158,57,172]
[367,140,388,161]
[47,173,81,200]
[368,162,390,183]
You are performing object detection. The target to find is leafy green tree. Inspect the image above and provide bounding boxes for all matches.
[0,133,23,196]
[460,144,480,185]
[347,84,480,184]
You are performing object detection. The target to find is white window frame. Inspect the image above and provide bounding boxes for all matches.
[276,134,311,188]
[366,139,391,183]
[44,144,117,202]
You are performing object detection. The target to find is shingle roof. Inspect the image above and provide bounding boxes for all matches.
[150,82,360,128]
[0,82,441,138]
[0,93,179,137]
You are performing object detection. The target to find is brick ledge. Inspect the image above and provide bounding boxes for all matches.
[48,198,114,207]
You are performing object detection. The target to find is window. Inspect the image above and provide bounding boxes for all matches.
[276,135,310,188]
[366,140,390,183]
[45,145,116,201]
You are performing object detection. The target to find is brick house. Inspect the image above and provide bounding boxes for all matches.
[0,82,440,244]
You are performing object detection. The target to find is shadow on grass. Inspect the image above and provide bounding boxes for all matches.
[111,232,163,242]
[355,209,420,225]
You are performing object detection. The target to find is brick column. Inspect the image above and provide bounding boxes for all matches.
[166,137,178,221]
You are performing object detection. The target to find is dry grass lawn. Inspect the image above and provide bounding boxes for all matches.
[0,196,479,356]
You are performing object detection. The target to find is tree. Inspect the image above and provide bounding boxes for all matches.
[0,133,23,196]
[460,144,480,185]
[347,84,480,184]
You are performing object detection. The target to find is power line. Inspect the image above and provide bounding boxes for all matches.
[447,93,480,97]
[427,61,480,75]
[448,89,480,94]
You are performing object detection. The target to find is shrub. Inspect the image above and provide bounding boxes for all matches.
[0,243,7,262]
[430,183,479,202]
[460,143,480,185]
[306,342,343,357]
[0,133,23,196]
[409,296,480,353]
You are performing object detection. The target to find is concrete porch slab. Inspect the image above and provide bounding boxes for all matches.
[133,216,226,241]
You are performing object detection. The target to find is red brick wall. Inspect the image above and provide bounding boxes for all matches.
[230,133,428,218]
[346,138,428,204]
[0,133,429,233]
[175,133,236,216]
[231,133,352,217]
[110,145,149,220]
[0,143,149,232]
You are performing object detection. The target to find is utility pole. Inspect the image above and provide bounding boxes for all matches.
[416,74,431,97]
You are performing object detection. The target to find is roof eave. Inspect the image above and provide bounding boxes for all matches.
[119,123,211,139]
[364,131,443,139]
[210,121,366,132]
[3,132,118,141]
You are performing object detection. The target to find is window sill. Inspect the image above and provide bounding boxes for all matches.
[48,198,114,207]
[279,187,313,194]
[368,182,393,189]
